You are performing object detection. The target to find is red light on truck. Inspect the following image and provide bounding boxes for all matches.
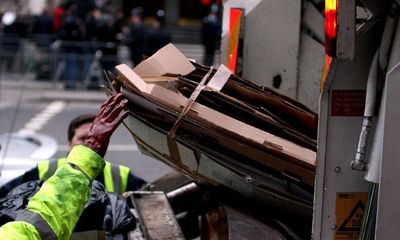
[320,55,332,91]
[325,0,337,57]
[228,8,243,74]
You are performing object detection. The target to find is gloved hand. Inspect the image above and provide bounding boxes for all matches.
[84,93,129,157]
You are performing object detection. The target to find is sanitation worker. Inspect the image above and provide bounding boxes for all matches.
[0,93,129,240]
[0,114,145,197]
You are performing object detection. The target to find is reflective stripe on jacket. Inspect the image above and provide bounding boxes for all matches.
[38,157,129,194]
[0,145,105,240]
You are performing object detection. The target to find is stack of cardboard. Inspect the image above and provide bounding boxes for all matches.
[112,44,317,217]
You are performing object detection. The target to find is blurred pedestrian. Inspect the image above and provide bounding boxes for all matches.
[57,3,84,89]
[84,7,102,43]
[201,4,221,66]
[2,13,28,72]
[143,10,171,57]
[82,7,102,81]
[96,11,119,71]
[125,7,145,66]
[53,0,71,32]
[32,5,54,80]
[32,5,54,49]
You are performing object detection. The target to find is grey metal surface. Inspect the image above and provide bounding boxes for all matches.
[337,0,356,60]
[298,33,325,112]
[130,191,184,240]
[222,0,301,99]
[312,19,383,239]
[220,0,324,112]
[375,60,400,238]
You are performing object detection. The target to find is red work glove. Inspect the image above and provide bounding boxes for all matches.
[84,93,129,157]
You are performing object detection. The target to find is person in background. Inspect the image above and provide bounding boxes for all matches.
[125,7,145,66]
[53,0,71,33]
[32,5,54,50]
[143,9,171,57]
[32,5,55,81]
[96,10,119,71]
[0,93,129,240]
[0,114,146,198]
[81,7,102,82]
[57,3,84,90]
[2,13,28,72]
[201,4,221,66]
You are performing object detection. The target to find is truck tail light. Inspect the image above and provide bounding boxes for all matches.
[228,8,244,74]
[325,0,337,57]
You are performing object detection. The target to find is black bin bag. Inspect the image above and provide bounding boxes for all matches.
[0,180,136,233]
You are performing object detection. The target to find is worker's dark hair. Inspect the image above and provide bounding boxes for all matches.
[67,114,96,142]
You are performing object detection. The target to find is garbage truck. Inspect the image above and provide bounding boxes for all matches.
[216,0,400,239]
[58,0,397,239]
[106,0,324,238]
[1,0,399,239]
[119,0,400,239]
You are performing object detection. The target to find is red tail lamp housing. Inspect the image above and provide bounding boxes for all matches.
[325,0,338,57]
[228,8,244,74]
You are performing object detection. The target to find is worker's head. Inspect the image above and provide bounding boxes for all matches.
[68,114,96,149]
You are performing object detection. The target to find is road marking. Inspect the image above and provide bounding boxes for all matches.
[57,144,139,152]
[18,101,66,135]
[0,102,13,110]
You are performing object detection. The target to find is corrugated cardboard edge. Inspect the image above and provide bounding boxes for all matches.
[133,43,196,76]
[116,64,148,92]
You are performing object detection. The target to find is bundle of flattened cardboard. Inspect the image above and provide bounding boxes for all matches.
[112,44,317,212]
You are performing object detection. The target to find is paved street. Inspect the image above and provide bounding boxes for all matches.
[0,43,215,184]
[0,74,174,183]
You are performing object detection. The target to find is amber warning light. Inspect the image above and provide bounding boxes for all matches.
[325,0,337,57]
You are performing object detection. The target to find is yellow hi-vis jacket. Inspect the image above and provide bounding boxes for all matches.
[38,158,130,194]
[0,145,105,240]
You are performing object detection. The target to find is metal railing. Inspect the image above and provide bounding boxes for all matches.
[0,34,218,90]
[0,35,131,90]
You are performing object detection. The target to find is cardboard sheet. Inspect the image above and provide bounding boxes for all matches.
[133,43,196,76]
[117,64,316,166]
[123,109,313,213]
[114,43,318,195]
[116,71,316,188]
